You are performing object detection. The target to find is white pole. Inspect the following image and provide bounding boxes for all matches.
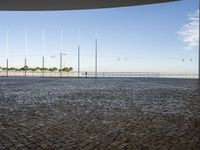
[6,29,9,77]
[60,30,63,77]
[25,28,27,57]
[95,37,98,78]
[78,30,80,77]
[25,28,27,77]
[42,29,45,77]
[42,29,45,57]
[6,29,9,57]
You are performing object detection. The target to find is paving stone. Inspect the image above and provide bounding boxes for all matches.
[0,77,199,149]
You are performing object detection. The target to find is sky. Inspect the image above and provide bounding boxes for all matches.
[0,0,199,73]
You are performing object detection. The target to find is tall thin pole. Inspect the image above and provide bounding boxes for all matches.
[78,31,80,77]
[95,38,98,78]
[60,53,62,77]
[42,29,45,77]
[25,58,27,77]
[6,59,8,77]
[78,45,80,77]
[6,29,9,77]
[60,30,63,77]
[25,28,27,77]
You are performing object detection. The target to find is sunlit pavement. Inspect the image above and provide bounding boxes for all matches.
[0,77,200,150]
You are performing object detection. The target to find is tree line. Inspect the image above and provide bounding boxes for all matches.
[0,66,73,72]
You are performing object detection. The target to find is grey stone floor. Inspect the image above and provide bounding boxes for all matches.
[0,77,200,150]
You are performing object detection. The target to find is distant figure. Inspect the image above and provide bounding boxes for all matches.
[85,72,87,78]
[182,59,185,62]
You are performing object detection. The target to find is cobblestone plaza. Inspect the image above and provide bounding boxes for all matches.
[0,77,200,149]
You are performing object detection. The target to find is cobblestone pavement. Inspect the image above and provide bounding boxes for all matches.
[0,77,200,150]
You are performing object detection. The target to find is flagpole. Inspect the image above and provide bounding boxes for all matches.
[95,37,98,78]
[78,31,80,77]
[42,29,45,77]
[6,29,9,77]
[25,28,27,77]
[60,30,63,77]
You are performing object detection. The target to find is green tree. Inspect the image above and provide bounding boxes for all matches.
[49,67,58,72]
[8,67,17,71]
[20,66,29,71]
[62,67,69,72]
[2,68,7,70]
[61,67,73,72]
[35,67,40,70]
[69,67,73,71]
[30,68,37,71]
[40,67,48,71]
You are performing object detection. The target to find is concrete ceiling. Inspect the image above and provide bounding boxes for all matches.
[0,0,179,11]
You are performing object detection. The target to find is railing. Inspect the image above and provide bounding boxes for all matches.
[0,70,198,79]
[0,71,77,77]
[80,72,198,79]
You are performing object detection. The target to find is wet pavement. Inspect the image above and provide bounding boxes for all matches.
[0,77,200,150]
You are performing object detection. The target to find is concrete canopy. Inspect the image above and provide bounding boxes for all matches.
[0,0,179,11]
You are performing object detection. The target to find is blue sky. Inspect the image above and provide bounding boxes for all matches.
[0,0,199,73]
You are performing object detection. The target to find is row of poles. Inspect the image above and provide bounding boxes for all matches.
[3,28,200,79]
[3,29,98,78]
